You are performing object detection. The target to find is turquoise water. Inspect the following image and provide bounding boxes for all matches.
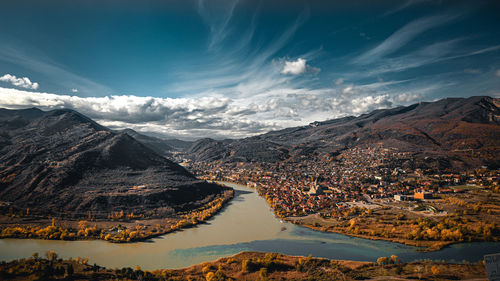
[0,182,498,270]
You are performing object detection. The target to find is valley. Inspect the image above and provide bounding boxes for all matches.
[0,108,233,242]
[0,96,498,279]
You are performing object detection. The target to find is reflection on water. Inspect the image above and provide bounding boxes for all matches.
[0,182,499,270]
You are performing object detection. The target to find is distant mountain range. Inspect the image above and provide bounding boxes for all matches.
[117,128,192,157]
[185,96,500,170]
[0,108,222,218]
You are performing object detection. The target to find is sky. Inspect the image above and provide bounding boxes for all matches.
[0,0,499,140]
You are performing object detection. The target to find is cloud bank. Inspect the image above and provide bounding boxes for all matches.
[0,85,427,140]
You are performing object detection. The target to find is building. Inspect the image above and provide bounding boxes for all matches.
[308,185,324,195]
[414,191,433,200]
[394,194,412,201]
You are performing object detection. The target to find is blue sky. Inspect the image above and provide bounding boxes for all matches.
[0,0,499,139]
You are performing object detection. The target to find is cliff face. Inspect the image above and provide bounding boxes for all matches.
[0,108,222,218]
[186,96,500,170]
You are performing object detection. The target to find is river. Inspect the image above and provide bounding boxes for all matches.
[0,182,499,270]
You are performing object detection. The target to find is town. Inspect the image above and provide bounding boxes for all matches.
[184,145,499,218]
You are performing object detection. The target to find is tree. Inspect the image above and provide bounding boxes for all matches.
[65,264,74,277]
[390,255,400,264]
[377,257,390,266]
[259,267,268,280]
[205,272,215,281]
[46,251,58,261]
[431,265,441,276]
[78,220,88,230]
[242,259,250,272]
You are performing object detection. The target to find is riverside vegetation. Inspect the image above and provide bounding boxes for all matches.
[0,188,233,242]
[0,251,487,280]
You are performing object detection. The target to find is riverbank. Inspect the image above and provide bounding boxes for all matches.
[286,214,453,251]
[1,182,499,270]
[0,251,487,280]
[0,188,234,243]
[239,180,499,252]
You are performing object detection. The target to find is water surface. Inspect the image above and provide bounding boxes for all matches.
[0,182,498,270]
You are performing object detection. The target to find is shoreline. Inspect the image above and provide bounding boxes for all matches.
[0,187,234,243]
[284,217,453,251]
[223,180,488,252]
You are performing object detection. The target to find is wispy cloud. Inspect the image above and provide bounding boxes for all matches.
[0,74,39,90]
[169,9,310,98]
[352,13,461,65]
[197,0,240,50]
[365,41,500,76]
[0,45,113,96]
[381,0,431,17]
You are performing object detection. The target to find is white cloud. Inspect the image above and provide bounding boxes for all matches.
[71,88,78,93]
[350,95,392,114]
[335,78,344,85]
[0,87,272,139]
[342,85,354,94]
[280,58,320,75]
[0,74,39,90]
[496,69,500,77]
[393,92,423,104]
[281,58,307,75]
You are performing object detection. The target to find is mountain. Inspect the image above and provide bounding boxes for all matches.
[162,138,193,151]
[120,128,174,157]
[120,129,194,156]
[0,108,223,218]
[186,96,500,170]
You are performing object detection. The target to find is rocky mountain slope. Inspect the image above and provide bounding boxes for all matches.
[0,108,223,218]
[186,96,500,170]
[120,128,174,157]
[120,129,193,157]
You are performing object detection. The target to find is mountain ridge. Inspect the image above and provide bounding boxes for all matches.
[185,96,500,170]
[0,108,223,218]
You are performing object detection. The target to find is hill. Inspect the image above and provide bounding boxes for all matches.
[0,251,487,280]
[120,129,194,157]
[120,128,174,157]
[186,96,500,170]
[0,108,223,219]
